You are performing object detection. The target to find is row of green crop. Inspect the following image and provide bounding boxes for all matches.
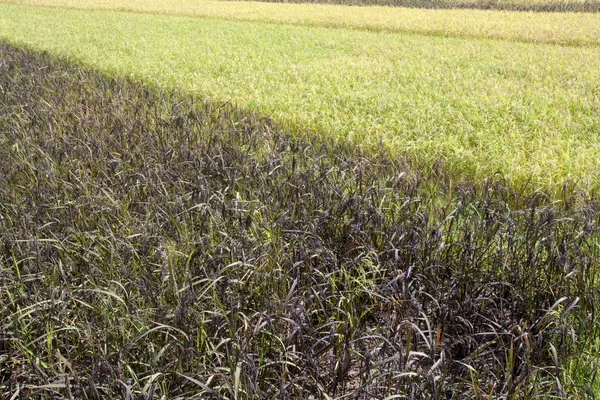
[4,0,600,47]
[1,4,599,192]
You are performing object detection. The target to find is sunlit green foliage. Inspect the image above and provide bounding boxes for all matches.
[4,0,600,46]
[1,4,599,191]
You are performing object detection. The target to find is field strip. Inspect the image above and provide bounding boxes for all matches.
[3,43,599,398]
[1,4,599,190]
[224,0,600,12]
[2,0,600,47]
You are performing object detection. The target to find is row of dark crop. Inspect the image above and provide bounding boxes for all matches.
[245,0,600,12]
[1,43,598,399]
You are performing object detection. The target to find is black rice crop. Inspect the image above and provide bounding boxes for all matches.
[0,43,599,399]
[244,0,600,13]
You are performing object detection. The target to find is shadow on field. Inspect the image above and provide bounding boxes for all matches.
[0,43,599,399]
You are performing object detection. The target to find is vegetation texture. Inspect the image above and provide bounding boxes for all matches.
[3,0,600,47]
[227,0,600,12]
[1,43,599,399]
[1,4,600,191]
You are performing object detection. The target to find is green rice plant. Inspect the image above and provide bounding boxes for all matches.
[0,4,599,192]
[1,43,598,399]
[3,0,600,46]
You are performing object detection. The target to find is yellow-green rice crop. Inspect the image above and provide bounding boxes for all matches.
[1,4,599,191]
[229,0,600,12]
[2,0,600,47]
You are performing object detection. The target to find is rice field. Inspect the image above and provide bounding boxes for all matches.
[229,0,600,12]
[4,0,600,46]
[1,41,599,400]
[1,3,599,191]
[1,0,599,398]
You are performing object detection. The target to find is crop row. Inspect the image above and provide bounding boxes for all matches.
[1,43,599,399]
[4,0,600,46]
[1,4,599,191]
[232,0,600,12]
